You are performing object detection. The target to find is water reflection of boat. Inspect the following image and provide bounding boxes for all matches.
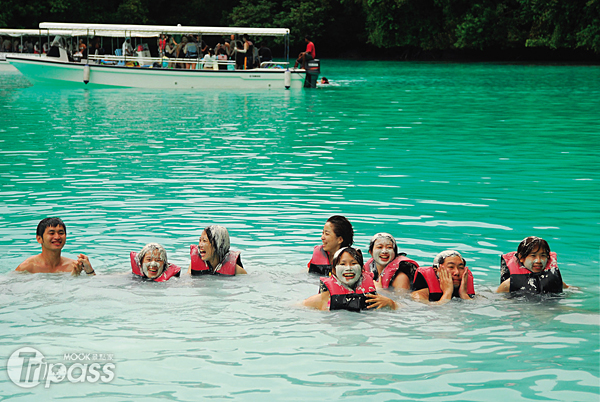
[7,22,320,89]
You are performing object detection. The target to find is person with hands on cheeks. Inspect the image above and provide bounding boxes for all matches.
[16,217,95,276]
[303,247,399,312]
[411,250,475,304]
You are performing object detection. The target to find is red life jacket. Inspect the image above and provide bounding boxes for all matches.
[364,255,419,289]
[414,266,475,302]
[190,244,240,276]
[130,252,181,282]
[320,274,377,312]
[308,245,331,276]
[500,251,562,294]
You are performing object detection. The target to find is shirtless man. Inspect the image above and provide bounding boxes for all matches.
[16,217,95,276]
[411,250,475,304]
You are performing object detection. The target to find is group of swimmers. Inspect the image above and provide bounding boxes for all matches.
[16,216,568,312]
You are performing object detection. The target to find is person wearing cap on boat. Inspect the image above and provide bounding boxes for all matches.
[412,250,475,304]
[130,243,181,282]
[122,38,134,57]
[16,217,95,276]
[496,236,568,294]
[293,35,315,69]
[188,225,247,276]
[365,233,419,291]
[303,247,398,311]
[308,215,354,276]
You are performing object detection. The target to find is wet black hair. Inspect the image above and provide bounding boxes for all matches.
[326,215,354,247]
[36,217,66,237]
[204,225,231,264]
[517,236,550,260]
[332,247,364,269]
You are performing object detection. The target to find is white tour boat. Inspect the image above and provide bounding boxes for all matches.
[6,22,320,89]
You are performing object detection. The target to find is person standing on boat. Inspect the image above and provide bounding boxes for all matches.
[122,38,134,56]
[294,35,315,69]
[226,34,242,59]
[234,35,254,69]
[15,217,95,276]
[1,37,11,52]
[308,215,354,276]
[183,36,199,70]
[158,34,167,57]
[412,250,475,304]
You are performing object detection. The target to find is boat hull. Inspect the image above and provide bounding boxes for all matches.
[7,55,306,89]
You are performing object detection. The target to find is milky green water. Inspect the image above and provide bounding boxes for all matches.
[0,61,599,401]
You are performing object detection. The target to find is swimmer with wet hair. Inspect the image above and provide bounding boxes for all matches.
[131,243,180,281]
[303,247,398,311]
[16,217,95,276]
[307,215,354,275]
[366,233,419,291]
[497,236,568,294]
[188,225,246,275]
[412,250,475,304]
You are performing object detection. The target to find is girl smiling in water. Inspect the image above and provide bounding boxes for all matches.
[365,233,419,291]
[307,215,354,276]
[188,225,247,276]
[497,236,567,294]
[303,247,398,311]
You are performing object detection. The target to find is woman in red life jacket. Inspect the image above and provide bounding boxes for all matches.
[365,233,419,291]
[412,250,475,304]
[188,225,247,276]
[303,247,398,312]
[497,236,568,294]
[130,243,181,282]
[307,215,354,276]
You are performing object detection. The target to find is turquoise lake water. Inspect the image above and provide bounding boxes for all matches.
[0,60,599,400]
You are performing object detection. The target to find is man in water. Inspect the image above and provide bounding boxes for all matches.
[16,217,95,276]
[411,250,475,303]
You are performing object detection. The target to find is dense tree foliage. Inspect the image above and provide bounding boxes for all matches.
[1,0,598,57]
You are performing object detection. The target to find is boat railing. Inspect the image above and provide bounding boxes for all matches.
[86,54,287,70]
[260,61,290,68]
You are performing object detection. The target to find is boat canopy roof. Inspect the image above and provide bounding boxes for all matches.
[38,22,290,38]
[0,28,77,37]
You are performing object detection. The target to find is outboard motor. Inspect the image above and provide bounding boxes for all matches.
[304,58,320,88]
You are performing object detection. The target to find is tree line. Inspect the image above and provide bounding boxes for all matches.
[1,0,598,59]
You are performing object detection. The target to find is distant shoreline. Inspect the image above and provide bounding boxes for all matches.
[324,46,600,64]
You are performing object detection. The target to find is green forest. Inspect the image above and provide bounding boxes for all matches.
[2,0,599,59]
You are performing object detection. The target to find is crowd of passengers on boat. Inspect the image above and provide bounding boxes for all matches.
[0,36,48,54]
[2,32,279,70]
[15,216,570,312]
